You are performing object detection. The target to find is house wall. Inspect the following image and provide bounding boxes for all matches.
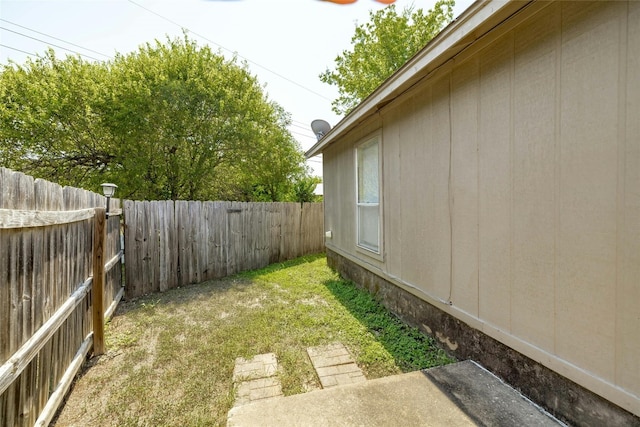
[322,1,639,419]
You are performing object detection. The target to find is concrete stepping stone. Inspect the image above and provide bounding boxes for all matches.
[307,342,366,388]
[233,353,283,406]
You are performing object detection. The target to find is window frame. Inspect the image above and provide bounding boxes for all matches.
[355,133,383,259]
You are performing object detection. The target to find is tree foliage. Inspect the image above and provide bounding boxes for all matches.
[319,0,455,115]
[0,36,309,201]
[292,175,322,204]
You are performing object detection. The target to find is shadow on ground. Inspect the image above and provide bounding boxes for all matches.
[322,277,454,372]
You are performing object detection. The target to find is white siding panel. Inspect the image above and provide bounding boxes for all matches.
[400,95,428,286]
[511,3,558,352]
[478,36,513,330]
[617,0,640,397]
[398,83,453,300]
[450,58,480,316]
[383,109,403,276]
[428,78,455,300]
[324,141,355,253]
[556,2,619,381]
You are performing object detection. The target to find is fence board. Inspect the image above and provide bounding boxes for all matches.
[9,230,23,361]
[167,201,178,289]
[175,201,187,286]
[213,202,226,279]
[156,201,167,292]
[140,201,150,295]
[0,232,8,364]
[269,203,281,264]
[227,202,240,276]
[191,201,203,285]
[147,201,158,295]
[124,200,139,297]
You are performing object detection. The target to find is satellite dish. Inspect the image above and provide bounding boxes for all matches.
[311,119,331,141]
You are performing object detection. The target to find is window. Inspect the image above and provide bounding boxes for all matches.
[356,136,381,254]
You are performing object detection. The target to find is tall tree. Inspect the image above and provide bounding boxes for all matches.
[0,50,112,184]
[0,36,307,201]
[319,0,454,115]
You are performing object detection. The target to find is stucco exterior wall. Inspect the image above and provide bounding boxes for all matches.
[322,1,639,417]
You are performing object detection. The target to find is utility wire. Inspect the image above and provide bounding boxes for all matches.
[292,118,335,129]
[290,129,316,139]
[0,27,104,61]
[0,44,36,56]
[290,122,315,132]
[290,129,316,138]
[292,118,315,127]
[0,18,112,59]
[127,0,333,102]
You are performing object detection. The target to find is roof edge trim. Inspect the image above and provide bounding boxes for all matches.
[305,0,528,158]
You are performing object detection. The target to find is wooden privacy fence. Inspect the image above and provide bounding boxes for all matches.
[124,201,324,297]
[0,168,123,427]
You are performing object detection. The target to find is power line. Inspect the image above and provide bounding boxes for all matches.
[0,44,36,56]
[290,122,314,132]
[290,129,316,139]
[0,27,104,61]
[291,118,334,129]
[292,118,313,127]
[290,128,316,138]
[0,19,112,59]
[127,0,333,102]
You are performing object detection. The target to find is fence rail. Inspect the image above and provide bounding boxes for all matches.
[124,200,324,298]
[0,168,123,427]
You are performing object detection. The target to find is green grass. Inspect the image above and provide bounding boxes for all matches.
[54,254,454,427]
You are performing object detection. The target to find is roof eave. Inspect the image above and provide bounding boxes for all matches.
[305,0,531,159]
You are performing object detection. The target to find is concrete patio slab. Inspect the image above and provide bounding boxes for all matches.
[227,360,564,426]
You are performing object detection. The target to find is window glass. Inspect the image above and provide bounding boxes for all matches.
[356,137,380,253]
[357,141,379,204]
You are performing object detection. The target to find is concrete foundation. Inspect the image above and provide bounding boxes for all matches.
[327,249,640,427]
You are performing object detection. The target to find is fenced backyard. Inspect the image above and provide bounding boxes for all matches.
[0,168,325,426]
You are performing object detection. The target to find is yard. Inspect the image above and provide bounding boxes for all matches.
[52,254,453,426]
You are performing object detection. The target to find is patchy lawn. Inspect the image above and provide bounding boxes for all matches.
[53,254,454,427]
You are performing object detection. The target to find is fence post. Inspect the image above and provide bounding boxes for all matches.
[92,207,106,355]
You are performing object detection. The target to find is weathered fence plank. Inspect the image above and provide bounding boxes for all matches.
[124,200,324,298]
[124,200,139,297]
[157,201,168,292]
[212,202,227,279]
[92,208,106,356]
[167,200,178,289]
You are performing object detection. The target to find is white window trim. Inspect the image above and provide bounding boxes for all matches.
[355,133,383,261]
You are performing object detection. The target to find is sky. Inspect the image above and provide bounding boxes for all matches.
[0,0,474,177]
